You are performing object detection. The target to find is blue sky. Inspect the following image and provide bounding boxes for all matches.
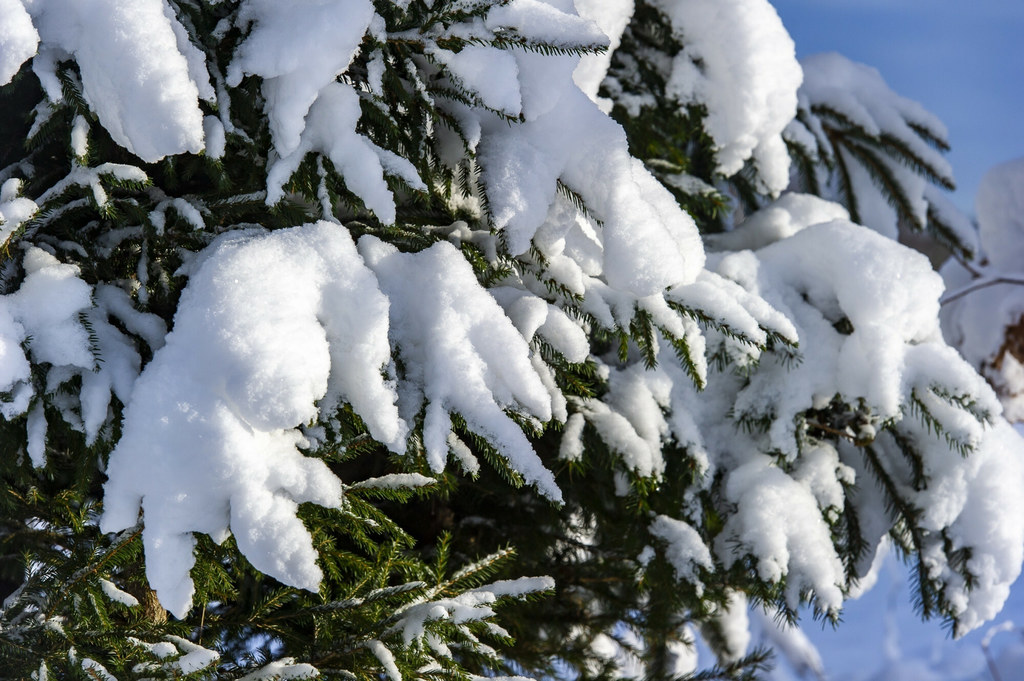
[772,0,1024,215]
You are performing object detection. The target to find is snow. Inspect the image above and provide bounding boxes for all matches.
[0,0,37,85]
[588,213,1024,633]
[228,0,374,159]
[351,473,437,490]
[572,0,635,108]
[0,246,111,461]
[720,456,846,612]
[99,578,139,608]
[793,52,957,240]
[202,115,226,160]
[266,81,412,221]
[359,235,561,501]
[649,515,713,592]
[653,0,802,193]
[704,193,848,252]
[472,10,704,296]
[101,223,398,617]
[485,0,608,49]
[2,0,1023,676]
[237,658,318,681]
[132,636,220,675]
[800,53,950,179]
[99,222,570,616]
[0,179,37,247]
[22,0,209,161]
[79,659,116,681]
[432,46,523,116]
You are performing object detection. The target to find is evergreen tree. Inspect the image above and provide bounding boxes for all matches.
[0,1,1020,680]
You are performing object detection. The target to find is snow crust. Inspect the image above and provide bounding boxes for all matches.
[653,0,802,193]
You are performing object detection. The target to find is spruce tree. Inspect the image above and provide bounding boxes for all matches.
[0,1,1020,680]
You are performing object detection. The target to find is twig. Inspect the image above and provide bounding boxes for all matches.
[940,276,1024,306]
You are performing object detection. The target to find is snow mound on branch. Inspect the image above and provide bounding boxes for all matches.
[101,222,401,618]
[654,0,801,193]
[721,455,846,611]
[790,53,964,244]
[228,0,374,165]
[0,179,38,247]
[0,248,92,444]
[0,245,158,463]
[102,223,567,615]
[705,193,848,252]
[266,81,423,222]
[0,0,38,84]
[749,221,945,426]
[799,53,951,184]
[916,421,1024,633]
[589,215,1022,625]
[476,51,704,296]
[650,515,714,591]
[359,235,561,501]
[13,0,210,162]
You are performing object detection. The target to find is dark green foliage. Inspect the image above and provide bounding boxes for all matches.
[602,0,733,232]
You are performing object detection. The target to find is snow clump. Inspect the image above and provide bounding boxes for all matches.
[653,0,802,193]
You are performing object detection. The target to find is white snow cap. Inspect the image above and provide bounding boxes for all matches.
[0,0,38,85]
[654,0,802,193]
[101,223,399,618]
[0,248,95,464]
[17,0,211,161]
[477,57,705,296]
[228,0,374,160]
[794,52,957,241]
[359,235,561,501]
[705,193,849,252]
